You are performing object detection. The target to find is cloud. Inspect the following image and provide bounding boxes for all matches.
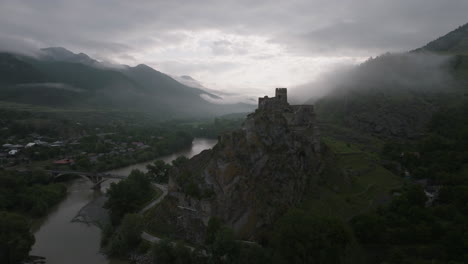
[200,93,257,105]
[0,34,44,56]
[1,0,467,93]
[16,82,84,92]
[211,40,249,56]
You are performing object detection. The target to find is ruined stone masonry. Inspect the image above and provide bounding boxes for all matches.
[257,88,320,152]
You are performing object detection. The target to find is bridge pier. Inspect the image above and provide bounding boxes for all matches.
[89,175,106,190]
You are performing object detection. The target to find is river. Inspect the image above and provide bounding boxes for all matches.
[30,138,217,264]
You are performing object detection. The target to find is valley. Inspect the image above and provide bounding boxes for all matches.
[1,13,468,264]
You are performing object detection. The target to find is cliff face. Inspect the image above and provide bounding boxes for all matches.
[168,107,322,242]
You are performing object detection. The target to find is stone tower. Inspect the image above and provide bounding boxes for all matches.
[275,88,287,103]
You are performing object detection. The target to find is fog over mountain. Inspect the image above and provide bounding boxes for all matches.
[0,47,255,118]
[290,23,468,139]
[289,22,468,104]
[173,75,257,105]
[1,0,468,93]
[289,52,458,104]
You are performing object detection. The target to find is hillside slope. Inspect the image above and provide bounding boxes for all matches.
[313,23,468,139]
[418,23,468,54]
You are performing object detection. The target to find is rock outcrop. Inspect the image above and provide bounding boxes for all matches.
[167,88,322,242]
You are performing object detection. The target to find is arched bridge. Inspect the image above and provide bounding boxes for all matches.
[46,170,126,190]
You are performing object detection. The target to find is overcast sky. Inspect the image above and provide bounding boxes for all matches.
[1,0,467,96]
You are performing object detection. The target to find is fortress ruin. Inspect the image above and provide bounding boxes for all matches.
[257,88,320,152]
[258,88,316,126]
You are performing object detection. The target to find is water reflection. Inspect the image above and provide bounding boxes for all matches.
[107,138,218,176]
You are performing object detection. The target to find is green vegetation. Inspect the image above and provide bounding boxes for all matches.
[148,211,351,264]
[0,211,35,264]
[142,197,179,239]
[270,210,352,264]
[146,160,172,184]
[301,137,401,221]
[322,136,363,154]
[105,214,145,257]
[0,170,66,217]
[350,102,468,263]
[151,224,271,264]
[104,170,155,225]
[0,169,66,263]
[0,107,242,262]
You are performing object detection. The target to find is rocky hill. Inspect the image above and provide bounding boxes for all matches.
[163,89,322,242]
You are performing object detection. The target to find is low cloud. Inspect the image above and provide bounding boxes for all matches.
[16,83,84,93]
[200,93,257,105]
[0,35,44,56]
[289,52,458,104]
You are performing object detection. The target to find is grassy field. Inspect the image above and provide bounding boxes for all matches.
[300,137,402,221]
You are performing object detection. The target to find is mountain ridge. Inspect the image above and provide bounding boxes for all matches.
[0,48,254,119]
[312,22,468,139]
[417,22,468,54]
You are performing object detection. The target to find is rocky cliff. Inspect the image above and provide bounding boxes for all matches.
[167,107,322,242]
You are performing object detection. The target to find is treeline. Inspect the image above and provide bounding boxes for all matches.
[0,170,66,217]
[73,130,193,172]
[0,170,67,264]
[135,209,352,264]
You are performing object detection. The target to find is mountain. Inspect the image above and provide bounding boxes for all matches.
[0,53,46,85]
[417,23,468,54]
[0,48,254,119]
[312,23,468,139]
[40,47,98,65]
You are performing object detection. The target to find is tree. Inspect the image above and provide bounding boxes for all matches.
[107,214,144,257]
[0,211,35,264]
[351,213,385,244]
[205,217,222,245]
[105,170,154,224]
[146,160,171,183]
[172,156,189,168]
[211,227,237,260]
[152,240,194,264]
[76,156,92,171]
[271,210,351,264]
[152,239,176,264]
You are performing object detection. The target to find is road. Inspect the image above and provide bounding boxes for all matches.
[139,183,168,214]
[139,183,169,244]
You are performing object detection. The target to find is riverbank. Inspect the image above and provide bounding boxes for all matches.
[73,195,110,228]
[30,138,217,264]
